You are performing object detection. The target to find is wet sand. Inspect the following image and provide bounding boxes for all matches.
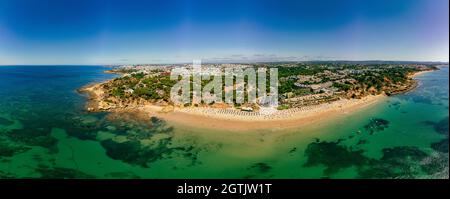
[135,94,386,131]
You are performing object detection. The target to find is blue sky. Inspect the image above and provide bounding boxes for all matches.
[0,0,448,64]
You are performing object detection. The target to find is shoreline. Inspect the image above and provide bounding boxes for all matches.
[411,70,434,78]
[137,94,386,131]
[78,69,435,131]
[79,84,386,131]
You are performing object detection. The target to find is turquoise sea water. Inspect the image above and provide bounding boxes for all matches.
[0,65,448,178]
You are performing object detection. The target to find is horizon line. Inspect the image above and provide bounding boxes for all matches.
[1,60,449,66]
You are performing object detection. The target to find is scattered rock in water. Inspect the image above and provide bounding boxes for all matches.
[64,123,99,140]
[303,141,368,176]
[97,114,201,168]
[431,138,449,153]
[364,118,390,135]
[0,170,15,179]
[243,174,256,179]
[79,115,99,127]
[3,117,60,150]
[176,145,203,166]
[0,138,31,157]
[126,117,174,140]
[358,146,429,179]
[302,137,439,179]
[425,116,449,153]
[432,116,449,135]
[356,139,368,145]
[32,154,44,162]
[35,166,95,179]
[0,117,14,126]
[380,146,428,161]
[101,139,154,167]
[101,138,178,167]
[106,125,117,131]
[104,171,141,179]
[289,147,297,154]
[422,121,435,126]
[409,95,433,105]
[248,163,272,173]
[420,152,449,178]
[389,101,401,110]
[7,128,58,150]
[65,114,106,140]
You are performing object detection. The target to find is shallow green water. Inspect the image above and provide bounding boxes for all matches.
[0,65,448,179]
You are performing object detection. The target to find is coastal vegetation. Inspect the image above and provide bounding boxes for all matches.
[106,72,176,102]
[86,62,436,112]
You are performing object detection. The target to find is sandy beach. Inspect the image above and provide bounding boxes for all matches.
[411,70,434,78]
[134,94,386,131]
[79,68,437,131]
[79,81,389,131]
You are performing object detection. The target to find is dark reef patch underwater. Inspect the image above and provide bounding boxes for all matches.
[303,140,367,175]
[427,116,450,153]
[35,166,96,179]
[0,117,14,126]
[98,114,200,168]
[363,118,390,135]
[302,114,449,178]
[303,139,447,178]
